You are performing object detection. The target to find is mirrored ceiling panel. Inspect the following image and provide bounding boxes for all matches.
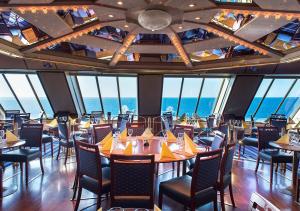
[178,28,215,44]
[257,19,300,52]
[90,26,128,43]
[57,8,97,29]
[190,48,229,62]
[211,12,254,31]
[0,11,49,46]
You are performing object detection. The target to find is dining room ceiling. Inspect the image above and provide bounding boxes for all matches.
[0,0,300,73]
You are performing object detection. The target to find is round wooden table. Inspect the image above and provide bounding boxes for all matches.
[269,141,300,195]
[99,136,204,175]
[0,140,26,198]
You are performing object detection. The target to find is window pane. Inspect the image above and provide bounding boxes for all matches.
[245,79,273,120]
[161,78,182,115]
[0,75,21,110]
[98,76,120,116]
[277,79,300,117]
[5,74,42,118]
[118,77,138,114]
[255,79,295,121]
[28,75,54,118]
[77,76,102,114]
[197,78,223,117]
[178,78,202,116]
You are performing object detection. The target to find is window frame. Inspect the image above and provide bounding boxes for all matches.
[0,72,54,118]
[162,75,233,117]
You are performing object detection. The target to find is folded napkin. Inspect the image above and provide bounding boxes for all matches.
[242,121,249,129]
[184,133,198,154]
[166,130,177,142]
[160,142,176,160]
[97,208,102,211]
[47,119,58,128]
[101,136,113,151]
[275,134,290,144]
[154,205,161,211]
[6,130,18,142]
[198,120,206,128]
[124,142,133,155]
[100,132,113,145]
[69,117,76,125]
[81,121,90,129]
[141,127,154,139]
[120,128,127,140]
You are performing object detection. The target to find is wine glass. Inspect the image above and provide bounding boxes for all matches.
[177,132,184,151]
[128,128,133,137]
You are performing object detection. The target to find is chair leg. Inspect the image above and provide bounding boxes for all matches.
[96,193,102,209]
[39,156,44,174]
[74,185,82,211]
[255,156,260,173]
[25,161,29,186]
[56,144,61,160]
[213,195,218,211]
[65,147,69,165]
[71,173,78,201]
[50,141,53,157]
[297,178,300,202]
[238,144,241,159]
[156,163,159,176]
[43,143,46,153]
[158,191,163,209]
[229,182,236,207]
[220,189,225,211]
[275,163,278,172]
[190,202,196,211]
[243,146,245,155]
[270,161,274,186]
[20,162,23,172]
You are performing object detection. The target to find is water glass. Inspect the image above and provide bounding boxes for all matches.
[177,132,184,151]
[0,130,4,143]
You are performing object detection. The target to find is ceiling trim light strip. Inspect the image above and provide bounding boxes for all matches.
[204,24,271,56]
[109,33,137,67]
[221,8,300,20]
[21,21,103,53]
[168,30,193,68]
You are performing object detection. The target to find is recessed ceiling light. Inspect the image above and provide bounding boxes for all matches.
[195,17,200,20]
[189,3,195,7]
[117,1,123,5]
[178,26,183,29]
[124,24,129,28]
[108,14,114,18]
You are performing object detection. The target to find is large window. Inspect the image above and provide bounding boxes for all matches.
[246,78,300,122]
[77,76,102,114]
[161,78,182,116]
[0,73,53,118]
[118,77,138,114]
[75,75,138,117]
[161,76,233,117]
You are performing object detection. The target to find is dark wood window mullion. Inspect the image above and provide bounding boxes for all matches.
[116,77,122,114]
[95,76,104,113]
[195,78,205,114]
[176,78,184,117]
[213,78,225,114]
[253,79,275,118]
[75,76,86,115]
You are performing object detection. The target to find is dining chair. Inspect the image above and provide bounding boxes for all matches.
[297,170,300,202]
[93,124,113,144]
[0,124,44,185]
[188,130,225,171]
[127,122,145,136]
[217,143,236,211]
[110,154,155,209]
[74,141,110,211]
[56,122,74,164]
[255,126,293,186]
[173,124,194,139]
[159,149,223,211]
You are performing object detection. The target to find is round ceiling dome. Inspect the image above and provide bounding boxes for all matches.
[138,9,172,31]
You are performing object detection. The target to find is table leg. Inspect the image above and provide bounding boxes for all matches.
[177,161,180,177]
[182,160,187,175]
[292,152,300,188]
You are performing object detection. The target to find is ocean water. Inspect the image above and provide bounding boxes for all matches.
[1,96,299,120]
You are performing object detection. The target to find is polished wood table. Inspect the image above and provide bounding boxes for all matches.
[0,140,26,197]
[99,136,205,175]
[269,141,300,195]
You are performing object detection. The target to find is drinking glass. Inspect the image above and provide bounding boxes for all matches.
[115,129,120,138]
[177,132,184,151]
[128,128,133,137]
[134,209,149,211]
[0,130,4,143]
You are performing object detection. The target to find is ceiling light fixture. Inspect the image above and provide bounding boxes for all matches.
[178,26,183,29]
[117,1,123,5]
[189,4,195,7]
[195,17,200,20]
[124,24,129,28]
[108,14,114,18]
[138,9,172,31]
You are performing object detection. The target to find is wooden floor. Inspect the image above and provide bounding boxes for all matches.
[0,151,300,211]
